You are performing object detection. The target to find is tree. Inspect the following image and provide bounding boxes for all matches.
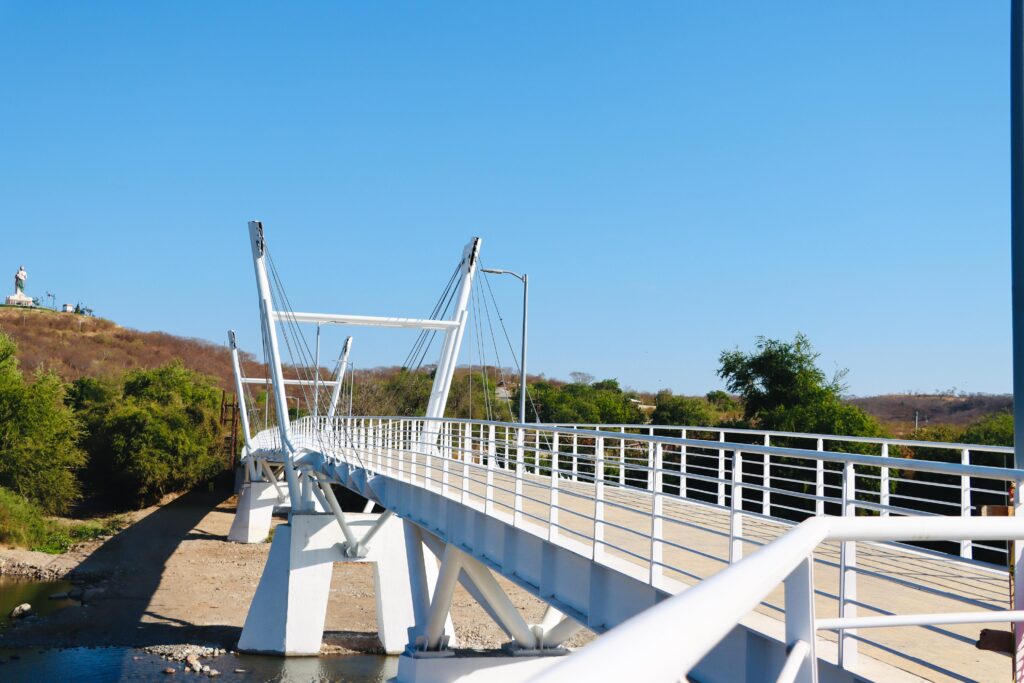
[961,411,1013,448]
[569,372,594,385]
[718,333,882,437]
[81,361,226,508]
[0,333,85,514]
[532,378,643,424]
[705,390,738,412]
[651,390,715,427]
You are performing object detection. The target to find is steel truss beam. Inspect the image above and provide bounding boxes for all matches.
[415,532,582,654]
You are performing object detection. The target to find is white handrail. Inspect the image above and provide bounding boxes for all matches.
[528,516,1024,683]
[245,415,1024,681]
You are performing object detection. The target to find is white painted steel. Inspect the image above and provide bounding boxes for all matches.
[776,640,812,683]
[241,377,341,387]
[529,517,829,683]
[247,221,303,509]
[241,413,1024,681]
[783,558,817,683]
[529,516,1024,683]
[327,336,353,419]
[271,310,460,330]
[227,330,254,454]
[817,610,1024,631]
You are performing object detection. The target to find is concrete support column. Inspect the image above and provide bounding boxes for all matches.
[238,512,423,655]
[228,481,277,544]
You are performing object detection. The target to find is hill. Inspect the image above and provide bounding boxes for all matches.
[0,306,258,389]
[847,393,1013,434]
[0,306,1014,434]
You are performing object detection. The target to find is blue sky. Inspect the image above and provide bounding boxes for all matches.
[0,2,1011,396]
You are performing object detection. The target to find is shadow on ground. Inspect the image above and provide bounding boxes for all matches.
[0,482,239,651]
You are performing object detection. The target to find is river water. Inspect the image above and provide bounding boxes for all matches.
[0,577,398,682]
[0,576,78,626]
[0,647,398,682]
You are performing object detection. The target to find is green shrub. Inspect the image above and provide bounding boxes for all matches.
[962,411,1013,448]
[651,390,716,427]
[0,486,125,554]
[531,378,644,424]
[0,333,85,514]
[81,361,226,509]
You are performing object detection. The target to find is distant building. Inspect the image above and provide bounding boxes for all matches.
[62,303,74,313]
[629,397,656,411]
[495,382,511,400]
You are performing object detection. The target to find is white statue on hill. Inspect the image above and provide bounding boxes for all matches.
[6,265,32,307]
[14,266,26,295]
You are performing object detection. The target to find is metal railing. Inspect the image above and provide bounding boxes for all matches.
[529,515,1024,683]
[248,416,1024,680]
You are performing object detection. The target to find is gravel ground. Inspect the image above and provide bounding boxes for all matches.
[0,486,593,654]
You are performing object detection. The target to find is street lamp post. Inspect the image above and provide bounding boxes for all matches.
[481,268,529,424]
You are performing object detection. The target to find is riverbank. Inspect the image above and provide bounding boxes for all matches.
[0,486,592,654]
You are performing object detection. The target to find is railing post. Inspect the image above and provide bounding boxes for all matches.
[961,448,973,559]
[462,422,471,505]
[717,431,726,507]
[572,431,579,481]
[441,422,451,498]
[536,428,544,475]
[619,427,626,487]
[377,418,383,471]
[594,435,606,561]
[680,428,688,499]
[413,419,421,489]
[485,423,496,515]
[647,426,655,492]
[880,443,890,517]
[389,419,396,476]
[815,438,825,516]
[514,426,525,525]
[730,449,744,563]
[649,442,664,587]
[423,420,432,491]
[549,432,560,542]
[763,433,771,516]
[784,556,819,683]
[839,460,858,669]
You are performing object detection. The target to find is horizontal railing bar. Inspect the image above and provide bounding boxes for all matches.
[344,419,1024,481]
[540,422,1016,454]
[241,377,341,387]
[816,610,1024,631]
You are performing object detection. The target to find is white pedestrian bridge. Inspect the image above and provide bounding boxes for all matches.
[227,221,1024,683]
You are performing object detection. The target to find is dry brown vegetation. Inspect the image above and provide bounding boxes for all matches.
[0,307,260,389]
[848,393,1012,434]
[0,306,1012,436]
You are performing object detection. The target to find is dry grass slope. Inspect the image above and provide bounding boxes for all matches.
[0,307,260,389]
[848,393,1012,432]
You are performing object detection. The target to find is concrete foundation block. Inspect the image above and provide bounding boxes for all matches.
[395,652,563,683]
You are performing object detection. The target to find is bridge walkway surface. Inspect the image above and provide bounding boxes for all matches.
[385,448,1009,683]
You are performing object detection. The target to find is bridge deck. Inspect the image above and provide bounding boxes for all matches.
[414,455,1010,683]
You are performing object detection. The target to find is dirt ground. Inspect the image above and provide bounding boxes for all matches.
[0,486,592,653]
